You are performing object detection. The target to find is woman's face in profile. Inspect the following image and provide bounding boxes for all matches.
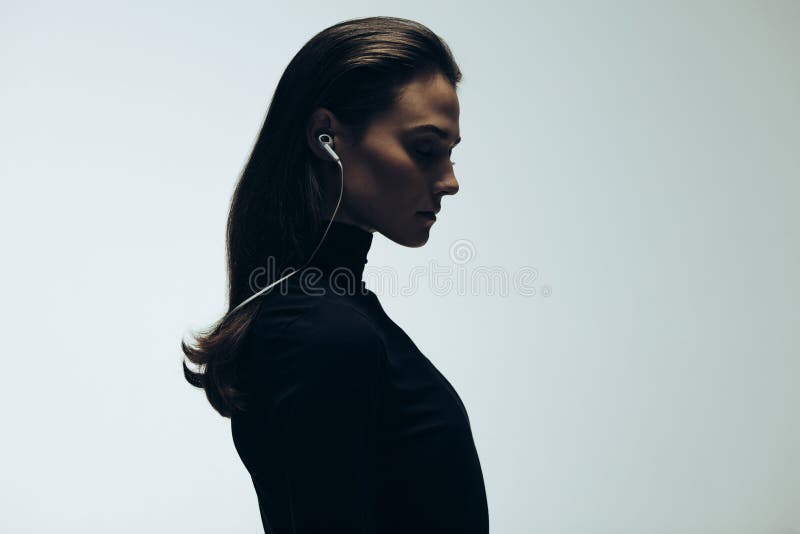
[316,71,461,247]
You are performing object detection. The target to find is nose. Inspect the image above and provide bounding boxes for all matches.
[436,168,459,197]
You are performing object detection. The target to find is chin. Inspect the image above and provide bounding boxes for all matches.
[380,223,432,248]
[405,234,430,248]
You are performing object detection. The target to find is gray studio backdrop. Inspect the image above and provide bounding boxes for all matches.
[1,1,798,533]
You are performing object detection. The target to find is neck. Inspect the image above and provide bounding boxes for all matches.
[297,220,374,287]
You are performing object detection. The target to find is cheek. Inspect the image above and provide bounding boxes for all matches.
[358,146,422,204]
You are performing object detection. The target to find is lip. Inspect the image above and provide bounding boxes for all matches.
[417,211,437,221]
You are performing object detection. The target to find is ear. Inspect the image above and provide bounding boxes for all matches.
[306,107,347,161]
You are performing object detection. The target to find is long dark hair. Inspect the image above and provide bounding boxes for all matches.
[181,16,463,418]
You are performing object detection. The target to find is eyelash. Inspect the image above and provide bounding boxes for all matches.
[415,148,456,166]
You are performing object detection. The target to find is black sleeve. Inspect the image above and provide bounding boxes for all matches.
[275,301,387,534]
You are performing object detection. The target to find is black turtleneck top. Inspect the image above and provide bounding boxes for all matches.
[231,221,489,534]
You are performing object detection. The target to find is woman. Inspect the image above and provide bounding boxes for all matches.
[182,16,489,533]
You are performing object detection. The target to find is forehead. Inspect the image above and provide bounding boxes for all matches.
[376,72,460,140]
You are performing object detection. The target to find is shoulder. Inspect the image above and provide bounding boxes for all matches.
[278,298,387,384]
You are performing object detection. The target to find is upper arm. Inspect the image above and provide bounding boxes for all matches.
[276,301,387,533]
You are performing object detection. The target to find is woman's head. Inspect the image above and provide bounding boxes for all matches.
[183,16,463,417]
[307,69,461,247]
[227,16,462,304]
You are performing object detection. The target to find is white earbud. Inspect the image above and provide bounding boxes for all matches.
[318,132,340,162]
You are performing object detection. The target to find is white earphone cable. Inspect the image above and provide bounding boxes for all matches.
[227,137,343,316]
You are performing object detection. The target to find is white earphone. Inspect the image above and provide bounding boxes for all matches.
[318,132,340,162]
[227,132,345,316]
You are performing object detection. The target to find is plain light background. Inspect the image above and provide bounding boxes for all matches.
[1,1,798,533]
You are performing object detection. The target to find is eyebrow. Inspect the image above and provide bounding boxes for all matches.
[408,124,461,145]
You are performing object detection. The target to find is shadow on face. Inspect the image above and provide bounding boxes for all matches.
[324,71,462,248]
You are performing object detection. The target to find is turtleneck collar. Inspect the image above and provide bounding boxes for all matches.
[299,220,374,283]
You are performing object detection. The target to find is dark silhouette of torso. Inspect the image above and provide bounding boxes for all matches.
[231,221,489,533]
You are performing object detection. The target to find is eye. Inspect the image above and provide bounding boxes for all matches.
[415,143,434,159]
[413,142,456,166]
